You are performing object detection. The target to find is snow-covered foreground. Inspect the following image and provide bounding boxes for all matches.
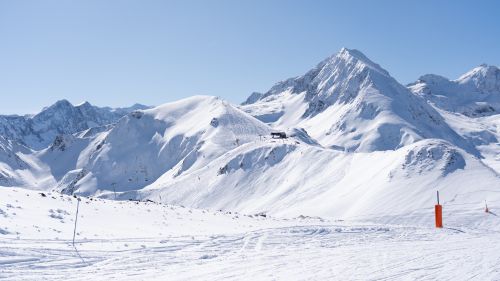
[3,224,500,280]
[2,188,500,280]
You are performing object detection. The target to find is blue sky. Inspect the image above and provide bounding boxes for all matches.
[1,0,499,114]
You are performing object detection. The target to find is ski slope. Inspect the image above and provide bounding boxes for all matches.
[1,188,500,280]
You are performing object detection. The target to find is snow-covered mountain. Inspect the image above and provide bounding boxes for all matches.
[0,135,55,188]
[408,64,500,117]
[39,96,271,196]
[0,48,499,221]
[240,48,473,154]
[141,135,499,218]
[407,64,500,175]
[0,100,150,150]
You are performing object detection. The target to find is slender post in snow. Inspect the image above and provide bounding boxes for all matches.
[72,198,81,246]
[112,182,117,200]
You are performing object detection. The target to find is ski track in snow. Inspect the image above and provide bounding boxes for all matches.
[2,225,500,280]
[2,188,500,280]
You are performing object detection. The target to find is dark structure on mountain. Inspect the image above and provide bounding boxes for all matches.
[271,132,287,139]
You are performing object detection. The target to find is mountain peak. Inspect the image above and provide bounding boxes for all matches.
[302,47,393,103]
[415,74,451,85]
[330,47,390,77]
[457,64,499,81]
[409,64,500,117]
[337,47,370,62]
[456,64,500,94]
[52,99,73,108]
[0,99,146,150]
[39,99,74,113]
[243,47,402,118]
[241,47,477,154]
[248,48,392,105]
[76,101,92,108]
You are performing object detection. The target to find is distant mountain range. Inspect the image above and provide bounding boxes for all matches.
[0,48,499,218]
[408,64,500,116]
[0,100,150,150]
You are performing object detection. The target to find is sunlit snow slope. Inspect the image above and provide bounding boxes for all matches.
[0,48,499,222]
[240,48,473,154]
[409,64,500,117]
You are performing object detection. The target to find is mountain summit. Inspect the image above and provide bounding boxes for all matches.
[409,64,500,116]
[457,64,500,94]
[248,48,390,115]
[241,48,472,153]
[43,96,271,195]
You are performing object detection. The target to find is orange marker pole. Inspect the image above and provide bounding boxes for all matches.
[435,191,443,228]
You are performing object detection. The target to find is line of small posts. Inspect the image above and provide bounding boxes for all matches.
[70,186,493,242]
[434,190,491,229]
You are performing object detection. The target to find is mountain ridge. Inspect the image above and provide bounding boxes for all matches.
[0,49,499,220]
[0,100,151,150]
[409,64,500,117]
[240,47,475,154]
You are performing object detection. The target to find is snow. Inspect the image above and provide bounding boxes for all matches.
[429,108,500,174]
[0,136,56,188]
[408,63,500,173]
[0,100,150,150]
[63,96,271,195]
[1,187,500,280]
[1,47,500,280]
[0,49,497,219]
[139,138,498,221]
[240,48,474,155]
[0,49,497,214]
[409,64,500,117]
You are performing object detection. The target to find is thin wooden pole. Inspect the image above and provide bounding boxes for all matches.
[112,183,117,200]
[72,198,81,246]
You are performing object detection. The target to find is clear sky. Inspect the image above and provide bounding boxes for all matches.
[1,0,499,114]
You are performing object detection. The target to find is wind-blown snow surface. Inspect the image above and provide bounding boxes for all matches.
[2,188,500,280]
